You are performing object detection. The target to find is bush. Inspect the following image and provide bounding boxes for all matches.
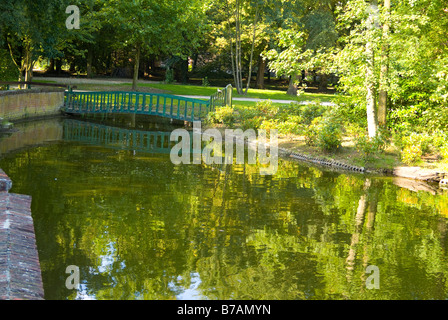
[300,102,326,125]
[210,106,236,127]
[316,115,343,152]
[276,119,304,137]
[0,49,18,83]
[202,77,210,87]
[164,68,174,84]
[303,117,321,147]
[401,132,432,154]
[440,145,448,161]
[259,119,278,138]
[256,100,279,119]
[401,144,423,165]
[241,116,263,131]
[355,131,389,162]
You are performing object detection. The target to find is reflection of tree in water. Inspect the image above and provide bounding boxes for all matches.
[2,137,448,299]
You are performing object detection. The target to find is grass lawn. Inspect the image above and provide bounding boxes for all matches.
[35,78,336,104]
[131,82,336,103]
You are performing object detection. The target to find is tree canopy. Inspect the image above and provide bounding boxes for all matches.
[1,0,447,137]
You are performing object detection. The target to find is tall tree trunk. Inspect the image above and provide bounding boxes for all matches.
[180,58,188,84]
[234,0,243,94]
[87,47,93,79]
[23,41,33,89]
[256,55,266,89]
[48,58,55,73]
[318,73,328,92]
[377,0,390,127]
[228,15,238,91]
[286,73,300,96]
[56,59,62,75]
[366,0,379,138]
[244,4,259,94]
[132,45,141,91]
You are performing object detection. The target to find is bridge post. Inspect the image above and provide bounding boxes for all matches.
[225,84,233,107]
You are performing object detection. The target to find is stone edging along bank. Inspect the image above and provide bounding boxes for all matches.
[238,131,448,185]
[202,125,447,184]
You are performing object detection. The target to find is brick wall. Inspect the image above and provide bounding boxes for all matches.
[0,89,64,121]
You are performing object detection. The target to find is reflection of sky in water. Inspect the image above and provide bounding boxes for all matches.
[76,240,118,300]
[73,237,204,300]
[169,272,203,300]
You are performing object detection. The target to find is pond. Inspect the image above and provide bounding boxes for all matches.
[1,116,448,300]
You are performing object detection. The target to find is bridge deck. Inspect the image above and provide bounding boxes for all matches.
[63,91,219,122]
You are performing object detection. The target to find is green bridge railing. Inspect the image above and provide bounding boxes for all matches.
[63,119,177,154]
[63,84,233,122]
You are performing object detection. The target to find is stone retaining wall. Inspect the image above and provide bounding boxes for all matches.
[0,88,65,122]
[0,169,44,300]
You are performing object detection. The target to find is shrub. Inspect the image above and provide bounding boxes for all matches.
[259,119,278,138]
[401,144,423,165]
[316,115,342,152]
[276,103,302,121]
[202,77,210,87]
[303,117,321,147]
[241,116,263,131]
[440,145,448,161]
[256,100,279,119]
[164,68,174,84]
[401,132,432,154]
[0,49,19,83]
[276,120,304,137]
[207,106,236,127]
[300,102,326,125]
[355,131,389,162]
[422,107,448,132]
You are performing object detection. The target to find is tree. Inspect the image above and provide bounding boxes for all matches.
[377,0,390,127]
[335,0,448,135]
[0,0,69,87]
[365,0,379,138]
[103,0,207,91]
[262,0,342,95]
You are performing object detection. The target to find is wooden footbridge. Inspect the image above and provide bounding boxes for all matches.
[63,85,232,122]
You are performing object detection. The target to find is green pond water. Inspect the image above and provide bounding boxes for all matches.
[1,117,448,300]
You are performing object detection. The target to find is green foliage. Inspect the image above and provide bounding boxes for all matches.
[401,145,423,165]
[299,102,326,125]
[397,132,435,165]
[202,77,210,87]
[208,106,236,128]
[259,119,277,138]
[276,118,305,137]
[440,145,448,161]
[255,100,279,119]
[164,68,175,84]
[355,129,389,162]
[0,49,18,82]
[303,117,321,146]
[315,114,342,152]
[302,111,342,152]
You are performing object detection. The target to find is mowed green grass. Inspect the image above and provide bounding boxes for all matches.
[134,82,335,103]
[36,78,336,104]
